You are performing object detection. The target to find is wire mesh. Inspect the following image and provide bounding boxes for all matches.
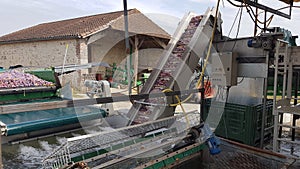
[42,112,200,168]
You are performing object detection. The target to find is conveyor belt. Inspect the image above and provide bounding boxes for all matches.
[0,106,107,136]
[42,112,201,169]
[127,9,214,125]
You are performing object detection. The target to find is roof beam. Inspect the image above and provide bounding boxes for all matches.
[152,37,167,49]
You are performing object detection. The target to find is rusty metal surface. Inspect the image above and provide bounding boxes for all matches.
[177,140,297,169]
[203,149,283,169]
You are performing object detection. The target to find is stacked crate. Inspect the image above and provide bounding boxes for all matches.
[203,99,274,146]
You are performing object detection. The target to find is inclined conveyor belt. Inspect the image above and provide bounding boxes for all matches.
[127,9,214,124]
[0,106,107,136]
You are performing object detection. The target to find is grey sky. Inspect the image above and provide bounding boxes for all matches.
[0,0,299,43]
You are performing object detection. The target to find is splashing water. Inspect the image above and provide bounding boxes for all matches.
[3,136,67,169]
[17,144,46,168]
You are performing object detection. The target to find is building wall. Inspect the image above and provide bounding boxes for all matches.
[89,30,165,81]
[0,31,166,91]
[0,39,78,68]
[0,39,88,91]
[137,48,164,70]
[89,30,126,76]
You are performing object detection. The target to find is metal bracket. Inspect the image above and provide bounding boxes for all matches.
[234,0,292,19]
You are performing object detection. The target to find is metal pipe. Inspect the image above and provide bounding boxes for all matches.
[0,134,2,169]
[287,52,293,155]
[273,41,280,152]
[254,7,258,36]
[200,60,205,121]
[123,0,131,95]
[282,44,289,99]
[233,0,291,19]
[0,121,5,169]
[264,10,267,31]
[289,1,294,17]
[0,88,204,115]
[287,52,293,99]
[61,44,69,85]
[279,43,289,137]
[291,71,299,154]
[260,51,269,148]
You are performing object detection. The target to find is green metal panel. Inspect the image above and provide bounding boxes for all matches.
[124,140,135,146]
[0,69,58,103]
[98,149,108,154]
[71,156,84,162]
[146,162,164,169]
[112,143,124,151]
[70,136,153,164]
[173,153,184,160]
[203,99,273,146]
[146,144,206,169]
[163,157,176,166]
[83,151,99,160]
[25,68,57,83]
[0,89,57,102]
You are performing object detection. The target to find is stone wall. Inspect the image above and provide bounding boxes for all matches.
[0,39,88,91]
[0,39,78,68]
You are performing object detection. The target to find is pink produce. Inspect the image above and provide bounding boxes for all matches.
[132,15,202,124]
[0,70,54,89]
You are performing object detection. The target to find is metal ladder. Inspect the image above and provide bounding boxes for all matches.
[272,39,300,159]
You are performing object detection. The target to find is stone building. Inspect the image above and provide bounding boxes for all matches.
[0,9,170,90]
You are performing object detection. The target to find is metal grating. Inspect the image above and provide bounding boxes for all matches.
[197,141,289,169]
[43,112,201,168]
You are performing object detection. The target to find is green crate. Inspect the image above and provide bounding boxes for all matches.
[203,99,273,146]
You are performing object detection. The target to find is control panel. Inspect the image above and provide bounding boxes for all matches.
[211,52,238,87]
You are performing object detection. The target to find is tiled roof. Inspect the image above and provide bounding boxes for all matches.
[0,9,170,44]
[110,11,170,39]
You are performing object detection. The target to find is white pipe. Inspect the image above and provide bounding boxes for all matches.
[61,44,69,85]
[273,40,280,152]
[282,44,288,98]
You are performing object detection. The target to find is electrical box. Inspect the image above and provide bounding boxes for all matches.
[211,52,238,87]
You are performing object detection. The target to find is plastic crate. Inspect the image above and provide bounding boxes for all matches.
[203,99,273,146]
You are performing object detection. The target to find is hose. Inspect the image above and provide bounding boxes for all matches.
[162,88,190,128]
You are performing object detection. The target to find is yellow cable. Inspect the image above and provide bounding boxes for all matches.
[196,0,220,88]
[162,88,190,128]
[162,0,221,107]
